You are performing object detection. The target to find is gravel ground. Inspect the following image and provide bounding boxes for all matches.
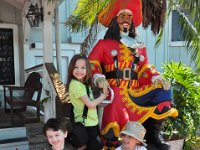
[166,139,184,150]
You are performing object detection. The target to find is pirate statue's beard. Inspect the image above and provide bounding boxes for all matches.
[120,27,129,36]
[123,27,128,33]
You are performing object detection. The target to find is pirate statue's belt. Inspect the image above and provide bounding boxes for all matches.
[105,68,138,81]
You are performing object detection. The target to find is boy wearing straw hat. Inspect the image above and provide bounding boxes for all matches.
[116,121,147,150]
[88,0,178,149]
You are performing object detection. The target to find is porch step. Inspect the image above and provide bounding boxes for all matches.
[0,126,29,150]
[25,122,50,150]
[0,138,29,150]
[28,134,50,150]
[0,126,26,140]
[26,122,44,136]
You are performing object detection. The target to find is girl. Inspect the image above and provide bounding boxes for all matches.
[43,117,75,150]
[116,121,147,150]
[66,54,108,150]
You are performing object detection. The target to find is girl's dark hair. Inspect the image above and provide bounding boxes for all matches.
[66,54,92,91]
[43,117,71,136]
[104,16,136,42]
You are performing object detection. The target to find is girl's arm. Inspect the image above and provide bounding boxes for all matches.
[81,93,107,108]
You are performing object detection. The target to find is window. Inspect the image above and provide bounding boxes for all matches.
[171,10,184,41]
[171,10,193,42]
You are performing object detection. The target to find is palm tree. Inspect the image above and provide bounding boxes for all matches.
[49,0,200,72]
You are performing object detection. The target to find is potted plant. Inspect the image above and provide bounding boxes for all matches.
[162,61,200,150]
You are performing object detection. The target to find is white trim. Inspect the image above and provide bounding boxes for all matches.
[29,42,81,50]
[169,41,186,47]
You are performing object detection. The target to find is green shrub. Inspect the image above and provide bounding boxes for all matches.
[162,61,200,150]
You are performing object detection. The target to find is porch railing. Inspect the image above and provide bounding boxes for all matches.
[25,63,69,121]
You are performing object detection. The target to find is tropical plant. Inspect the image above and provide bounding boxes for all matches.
[162,61,200,150]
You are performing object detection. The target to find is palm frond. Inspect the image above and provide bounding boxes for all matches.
[178,10,200,71]
[65,15,88,33]
[65,0,111,32]
[80,18,99,55]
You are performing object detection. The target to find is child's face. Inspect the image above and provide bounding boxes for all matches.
[121,134,140,149]
[46,128,67,150]
[73,59,87,82]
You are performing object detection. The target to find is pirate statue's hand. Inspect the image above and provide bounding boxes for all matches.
[152,75,170,90]
[96,77,109,94]
[94,74,109,94]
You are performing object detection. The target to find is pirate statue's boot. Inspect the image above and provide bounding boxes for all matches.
[143,118,170,150]
[101,128,120,150]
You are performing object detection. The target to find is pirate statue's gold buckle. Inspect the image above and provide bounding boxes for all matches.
[123,68,131,80]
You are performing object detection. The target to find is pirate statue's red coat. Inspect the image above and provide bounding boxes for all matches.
[89,39,178,125]
[88,0,178,150]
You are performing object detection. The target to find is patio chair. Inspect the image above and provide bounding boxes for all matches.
[3,72,42,123]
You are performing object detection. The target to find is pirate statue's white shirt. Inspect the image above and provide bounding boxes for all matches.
[120,31,145,49]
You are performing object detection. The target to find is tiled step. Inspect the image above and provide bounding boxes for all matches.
[26,122,44,136]
[28,134,50,150]
[25,122,50,150]
[0,126,26,140]
[0,138,29,150]
[0,126,29,150]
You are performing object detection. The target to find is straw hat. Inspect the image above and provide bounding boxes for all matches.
[120,121,147,146]
[98,0,142,27]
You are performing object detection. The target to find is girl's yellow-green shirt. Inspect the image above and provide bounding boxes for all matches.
[69,79,98,127]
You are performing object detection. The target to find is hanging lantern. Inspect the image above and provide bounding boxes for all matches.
[26,4,42,27]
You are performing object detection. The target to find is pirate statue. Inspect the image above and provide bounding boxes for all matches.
[88,0,178,150]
